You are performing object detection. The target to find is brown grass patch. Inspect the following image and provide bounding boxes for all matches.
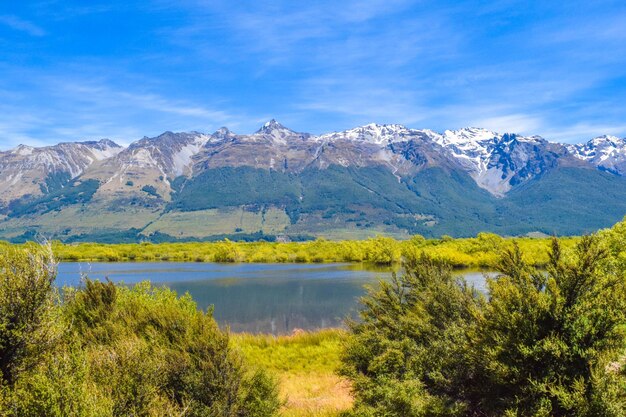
[279,372,352,416]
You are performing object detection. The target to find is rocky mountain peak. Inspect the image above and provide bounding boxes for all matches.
[442,127,499,144]
[91,138,121,149]
[567,134,626,175]
[256,119,294,135]
[211,127,236,141]
[11,144,35,156]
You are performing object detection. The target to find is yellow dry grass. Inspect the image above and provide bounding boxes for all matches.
[232,329,352,416]
[279,372,352,416]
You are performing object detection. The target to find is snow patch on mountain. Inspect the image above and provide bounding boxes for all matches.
[568,135,626,175]
[318,123,418,144]
[430,128,547,196]
[171,134,211,176]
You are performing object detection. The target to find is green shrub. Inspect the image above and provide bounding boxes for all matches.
[342,236,626,416]
[341,253,482,416]
[212,239,241,262]
[470,237,626,416]
[0,246,280,416]
[0,244,60,386]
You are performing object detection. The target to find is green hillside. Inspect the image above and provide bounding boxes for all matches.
[3,165,626,242]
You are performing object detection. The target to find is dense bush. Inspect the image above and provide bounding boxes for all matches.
[342,235,626,416]
[0,245,280,417]
[341,253,483,416]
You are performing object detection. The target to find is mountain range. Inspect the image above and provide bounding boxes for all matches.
[2,120,626,242]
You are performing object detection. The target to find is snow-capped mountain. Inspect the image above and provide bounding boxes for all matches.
[568,135,626,175]
[0,139,121,204]
[2,120,626,242]
[318,123,422,144]
[1,121,623,201]
[430,128,575,195]
[83,131,211,200]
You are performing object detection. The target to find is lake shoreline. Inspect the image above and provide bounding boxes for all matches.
[54,261,492,335]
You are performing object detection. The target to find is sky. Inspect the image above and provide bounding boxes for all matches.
[0,0,625,149]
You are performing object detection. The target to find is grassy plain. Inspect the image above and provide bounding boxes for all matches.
[141,207,291,238]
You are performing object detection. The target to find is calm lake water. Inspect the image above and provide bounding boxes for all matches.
[56,262,491,335]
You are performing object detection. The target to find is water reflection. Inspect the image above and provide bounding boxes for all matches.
[56,262,492,334]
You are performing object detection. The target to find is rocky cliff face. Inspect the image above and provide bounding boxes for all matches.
[82,131,211,201]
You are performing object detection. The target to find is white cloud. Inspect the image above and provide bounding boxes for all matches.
[0,74,246,150]
[539,123,626,144]
[0,15,45,37]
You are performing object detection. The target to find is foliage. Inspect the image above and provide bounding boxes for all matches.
[470,236,626,416]
[37,233,576,268]
[140,184,159,197]
[0,246,281,417]
[170,167,301,211]
[341,235,626,416]
[41,171,72,194]
[341,253,483,416]
[0,244,60,386]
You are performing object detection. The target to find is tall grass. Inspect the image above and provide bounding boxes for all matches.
[232,330,351,417]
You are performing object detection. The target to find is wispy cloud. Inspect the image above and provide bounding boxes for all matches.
[471,114,544,136]
[0,1,625,146]
[0,15,45,36]
[540,123,626,143]
[0,71,246,150]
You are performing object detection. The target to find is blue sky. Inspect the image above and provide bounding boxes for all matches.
[1,0,625,148]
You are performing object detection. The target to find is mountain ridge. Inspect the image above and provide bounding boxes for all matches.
[1,121,625,242]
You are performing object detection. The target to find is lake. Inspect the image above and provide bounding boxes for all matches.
[56,262,491,334]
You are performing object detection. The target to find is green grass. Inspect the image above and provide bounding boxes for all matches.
[232,330,350,417]
[233,329,346,374]
[141,207,291,237]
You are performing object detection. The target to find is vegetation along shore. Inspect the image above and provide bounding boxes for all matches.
[3,219,626,415]
[3,233,581,268]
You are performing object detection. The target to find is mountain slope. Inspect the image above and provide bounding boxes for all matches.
[0,139,121,206]
[1,121,626,242]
